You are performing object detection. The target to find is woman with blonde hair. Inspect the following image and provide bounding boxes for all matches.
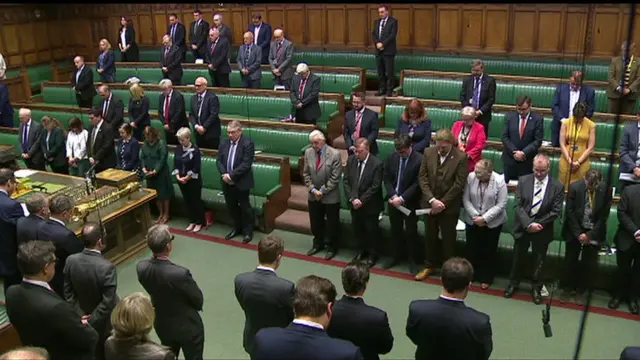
[559,102,596,190]
[40,116,68,174]
[451,106,487,172]
[128,83,151,140]
[394,99,432,153]
[172,127,205,232]
[105,292,175,360]
[97,38,116,83]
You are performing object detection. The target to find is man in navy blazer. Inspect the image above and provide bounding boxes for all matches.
[217,121,255,244]
[248,13,272,65]
[459,59,496,137]
[252,275,363,360]
[501,95,544,183]
[406,257,493,360]
[618,111,640,194]
[551,71,596,147]
[344,92,379,156]
[16,193,49,245]
[237,32,263,89]
[0,83,14,128]
[621,346,640,360]
[0,169,24,294]
[168,14,187,62]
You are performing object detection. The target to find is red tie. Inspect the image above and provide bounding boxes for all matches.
[355,111,363,139]
[520,114,527,139]
[316,151,321,170]
[164,94,171,125]
[299,77,307,97]
[210,41,217,56]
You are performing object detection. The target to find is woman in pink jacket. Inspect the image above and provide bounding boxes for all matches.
[451,106,487,172]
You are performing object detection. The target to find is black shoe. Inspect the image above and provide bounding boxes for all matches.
[307,246,325,256]
[325,248,337,260]
[386,91,393,97]
[366,255,378,268]
[352,252,367,262]
[225,229,241,240]
[242,235,252,244]
[608,297,621,310]
[504,285,518,298]
[629,299,639,315]
[382,258,398,270]
[532,287,542,305]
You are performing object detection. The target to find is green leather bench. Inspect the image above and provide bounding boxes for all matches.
[40,86,340,131]
[5,62,69,94]
[397,77,635,114]
[167,151,282,230]
[115,48,239,64]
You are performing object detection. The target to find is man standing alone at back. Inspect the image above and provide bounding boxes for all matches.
[372,5,398,97]
[234,235,295,356]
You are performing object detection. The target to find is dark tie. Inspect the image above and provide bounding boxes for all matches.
[227,142,236,171]
[298,78,307,97]
[246,46,251,63]
[380,19,386,35]
[22,124,29,152]
[357,160,363,184]
[170,25,176,40]
[103,100,109,118]
[397,157,406,194]
[276,42,283,60]
[197,95,204,123]
[472,77,480,109]
[164,94,171,125]
[210,41,217,56]
[164,48,169,59]
[315,151,321,170]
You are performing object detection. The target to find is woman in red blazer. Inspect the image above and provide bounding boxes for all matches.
[451,106,487,172]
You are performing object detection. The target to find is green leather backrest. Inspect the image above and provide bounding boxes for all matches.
[219,125,309,156]
[377,139,395,162]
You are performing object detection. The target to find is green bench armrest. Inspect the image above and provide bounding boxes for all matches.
[351,83,360,92]
[301,144,311,153]
[329,110,340,121]
[393,86,403,95]
[265,184,283,197]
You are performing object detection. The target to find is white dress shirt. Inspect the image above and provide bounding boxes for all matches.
[66,129,88,160]
[256,265,276,273]
[292,319,324,330]
[0,53,6,79]
[49,217,66,227]
[569,88,580,118]
[253,24,261,45]
[23,278,52,291]
[120,29,127,48]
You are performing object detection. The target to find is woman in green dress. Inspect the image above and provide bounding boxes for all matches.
[141,126,174,224]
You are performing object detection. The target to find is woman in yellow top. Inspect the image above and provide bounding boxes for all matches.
[559,102,596,189]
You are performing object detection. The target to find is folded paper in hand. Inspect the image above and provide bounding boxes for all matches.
[415,208,432,216]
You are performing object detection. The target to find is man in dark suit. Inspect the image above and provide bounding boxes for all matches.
[36,195,83,297]
[406,257,493,360]
[560,170,611,306]
[87,107,117,173]
[71,56,96,108]
[551,71,596,147]
[501,95,544,183]
[234,235,295,355]
[459,59,496,137]
[137,224,205,360]
[0,169,24,294]
[291,63,321,125]
[345,138,384,268]
[237,32,262,89]
[16,193,49,244]
[303,130,343,260]
[6,241,98,360]
[609,184,640,314]
[248,13,272,65]
[607,41,640,114]
[618,111,640,194]
[0,82,14,128]
[383,134,424,273]
[327,261,393,360]
[217,121,255,243]
[97,85,124,129]
[18,108,45,170]
[621,346,640,360]
[168,13,187,62]
[504,154,564,304]
[190,77,221,149]
[189,9,210,62]
[416,129,468,281]
[269,29,294,90]
[344,92,379,156]
[213,13,233,46]
[161,35,183,86]
[206,28,231,88]
[159,78,188,145]
[252,275,363,360]
[372,5,398,97]
[64,222,118,360]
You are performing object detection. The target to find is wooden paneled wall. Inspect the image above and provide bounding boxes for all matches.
[3,4,638,66]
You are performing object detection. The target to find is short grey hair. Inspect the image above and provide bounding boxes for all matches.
[50,195,75,215]
[228,120,242,130]
[159,79,173,88]
[214,13,223,20]
[19,108,31,118]
[533,153,551,167]
[461,106,476,119]
[0,347,49,360]
[25,193,48,215]
[296,63,309,74]
[146,224,172,254]
[474,159,494,174]
[472,59,484,68]
[309,130,325,142]
[176,127,191,140]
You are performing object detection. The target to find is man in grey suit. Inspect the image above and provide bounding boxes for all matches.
[237,32,262,89]
[303,130,342,260]
[618,111,640,194]
[504,154,564,304]
[269,28,294,90]
[17,108,45,170]
[234,235,295,356]
[64,222,119,360]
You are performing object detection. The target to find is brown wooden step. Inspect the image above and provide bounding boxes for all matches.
[274,209,312,235]
[288,184,310,211]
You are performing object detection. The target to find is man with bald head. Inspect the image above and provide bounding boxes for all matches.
[190,77,221,149]
[206,28,231,88]
[291,63,321,125]
[269,28,294,90]
[237,32,262,89]
[551,70,596,147]
[0,347,49,360]
[97,85,124,129]
[71,56,96,108]
[161,34,183,85]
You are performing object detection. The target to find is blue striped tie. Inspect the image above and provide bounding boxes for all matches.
[530,181,544,216]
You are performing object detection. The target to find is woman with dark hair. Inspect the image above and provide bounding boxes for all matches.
[559,102,596,190]
[116,123,142,179]
[119,16,139,62]
[141,126,174,224]
[66,117,90,177]
[394,98,433,153]
[41,116,68,174]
